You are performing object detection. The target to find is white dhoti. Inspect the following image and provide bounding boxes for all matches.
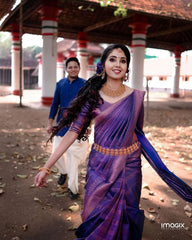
[53,136,89,194]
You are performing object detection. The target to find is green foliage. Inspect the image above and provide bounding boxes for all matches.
[99,0,128,17]
[0,32,42,60]
[23,45,42,60]
[114,2,127,17]
[0,32,11,58]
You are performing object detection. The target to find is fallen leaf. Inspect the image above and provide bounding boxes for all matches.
[184,167,191,171]
[149,191,155,196]
[0,189,4,195]
[0,183,6,188]
[171,199,179,206]
[47,179,53,183]
[141,197,149,200]
[80,180,86,184]
[149,214,155,222]
[55,194,66,197]
[51,192,57,196]
[0,152,6,159]
[11,237,20,240]
[37,155,44,160]
[28,145,35,150]
[13,152,24,159]
[22,224,28,231]
[184,204,192,212]
[66,216,72,221]
[147,208,156,213]
[69,203,80,212]
[17,174,28,179]
[32,165,41,170]
[179,158,186,163]
[80,169,87,177]
[185,212,192,218]
[26,155,33,161]
[142,183,150,190]
[34,197,42,203]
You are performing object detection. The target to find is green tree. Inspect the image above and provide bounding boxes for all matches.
[99,0,128,17]
[0,32,42,60]
[0,32,11,58]
[78,0,128,17]
[23,45,42,60]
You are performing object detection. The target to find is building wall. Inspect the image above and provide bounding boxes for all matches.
[0,68,38,89]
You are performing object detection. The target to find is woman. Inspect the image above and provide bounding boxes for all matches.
[35,44,192,240]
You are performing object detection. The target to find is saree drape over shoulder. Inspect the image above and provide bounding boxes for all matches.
[69,89,192,240]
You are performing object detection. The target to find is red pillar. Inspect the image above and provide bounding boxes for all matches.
[77,32,88,79]
[57,52,64,81]
[66,50,76,58]
[40,1,60,105]
[87,56,95,79]
[129,15,150,90]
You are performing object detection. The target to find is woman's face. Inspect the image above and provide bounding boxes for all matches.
[104,48,127,81]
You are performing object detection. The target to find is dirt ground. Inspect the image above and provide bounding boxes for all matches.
[0,88,192,240]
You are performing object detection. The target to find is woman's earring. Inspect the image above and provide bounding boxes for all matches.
[123,72,129,82]
[101,71,105,79]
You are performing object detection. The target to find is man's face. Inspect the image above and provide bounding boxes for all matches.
[66,61,80,80]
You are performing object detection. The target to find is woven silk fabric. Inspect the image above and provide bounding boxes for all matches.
[69,89,192,240]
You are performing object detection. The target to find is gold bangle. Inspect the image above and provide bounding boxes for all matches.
[39,167,51,175]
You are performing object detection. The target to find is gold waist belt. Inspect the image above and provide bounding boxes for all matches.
[93,141,140,156]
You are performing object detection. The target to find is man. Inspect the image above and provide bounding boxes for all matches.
[47,57,89,199]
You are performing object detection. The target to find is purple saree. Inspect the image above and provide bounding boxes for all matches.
[69,89,192,240]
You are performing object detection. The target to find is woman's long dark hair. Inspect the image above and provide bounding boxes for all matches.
[48,44,131,142]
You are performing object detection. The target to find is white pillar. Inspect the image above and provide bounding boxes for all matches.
[40,5,59,105]
[170,45,182,98]
[37,58,42,89]
[11,23,23,95]
[77,32,88,80]
[129,15,150,90]
[57,52,64,82]
[87,56,95,79]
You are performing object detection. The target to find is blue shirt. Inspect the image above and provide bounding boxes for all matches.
[49,77,85,136]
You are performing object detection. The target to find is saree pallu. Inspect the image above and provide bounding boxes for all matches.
[69,89,192,240]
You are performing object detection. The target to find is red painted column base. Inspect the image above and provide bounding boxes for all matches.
[170,93,180,98]
[42,97,53,106]
[13,90,23,96]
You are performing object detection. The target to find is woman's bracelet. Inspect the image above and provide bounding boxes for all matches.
[39,167,51,175]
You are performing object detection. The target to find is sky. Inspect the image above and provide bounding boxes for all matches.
[23,34,43,48]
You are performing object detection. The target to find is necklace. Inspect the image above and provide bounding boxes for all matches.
[101,83,126,98]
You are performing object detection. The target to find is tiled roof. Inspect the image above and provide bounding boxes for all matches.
[57,39,104,57]
[1,0,192,51]
[0,0,16,20]
[89,0,192,21]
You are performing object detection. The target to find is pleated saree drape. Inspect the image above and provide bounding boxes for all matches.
[69,89,192,240]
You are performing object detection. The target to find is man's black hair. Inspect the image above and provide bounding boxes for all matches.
[65,57,80,67]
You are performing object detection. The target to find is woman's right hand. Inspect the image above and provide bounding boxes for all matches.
[47,124,53,134]
[34,171,47,188]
